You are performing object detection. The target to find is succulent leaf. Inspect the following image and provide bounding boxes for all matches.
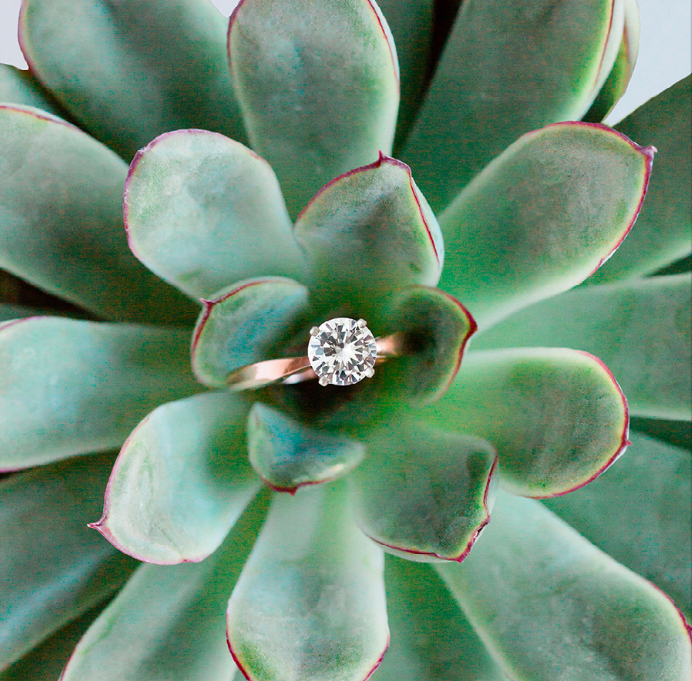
[631,416,691,451]
[583,0,641,122]
[228,0,400,218]
[436,492,692,681]
[544,431,692,620]
[0,64,62,116]
[91,393,261,565]
[19,0,248,160]
[0,454,137,671]
[375,0,434,149]
[475,274,692,420]
[401,0,626,210]
[425,348,629,497]
[0,605,102,681]
[350,421,497,562]
[191,277,310,388]
[124,129,307,300]
[438,121,654,327]
[294,155,443,314]
[0,105,198,325]
[588,76,692,282]
[0,317,201,470]
[226,483,389,681]
[0,305,36,321]
[247,403,365,493]
[374,557,506,681]
[61,492,270,681]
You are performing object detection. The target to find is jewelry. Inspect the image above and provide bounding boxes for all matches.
[226,317,403,391]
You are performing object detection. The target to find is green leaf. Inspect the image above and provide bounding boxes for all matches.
[401,0,626,210]
[376,0,434,150]
[423,348,629,498]
[0,105,198,325]
[294,155,442,315]
[437,492,692,681]
[191,277,310,388]
[228,0,400,218]
[583,0,640,123]
[544,431,692,620]
[19,0,247,160]
[0,317,201,470]
[373,557,506,681]
[227,483,389,681]
[351,421,497,561]
[0,454,136,670]
[0,65,62,115]
[438,122,654,327]
[475,274,692,420]
[124,129,307,300]
[91,392,261,565]
[0,604,103,681]
[630,416,691,451]
[277,286,476,429]
[0,305,36,322]
[247,403,365,493]
[62,491,270,681]
[588,76,692,282]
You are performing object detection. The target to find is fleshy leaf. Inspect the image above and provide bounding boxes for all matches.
[423,348,629,498]
[0,64,62,115]
[475,274,691,420]
[19,0,247,160]
[373,557,506,681]
[0,305,36,322]
[0,604,102,681]
[544,431,691,619]
[191,277,310,388]
[0,105,197,324]
[401,0,625,210]
[227,483,389,681]
[247,403,365,493]
[294,155,443,314]
[589,76,692,282]
[228,0,400,217]
[350,421,497,561]
[124,129,307,299]
[583,0,640,122]
[376,0,433,149]
[438,122,654,327]
[437,492,692,681]
[61,492,270,681]
[275,285,475,429]
[630,417,691,451]
[0,317,201,470]
[0,454,136,671]
[91,392,261,565]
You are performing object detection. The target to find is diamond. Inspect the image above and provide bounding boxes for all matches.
[307,317,377,386]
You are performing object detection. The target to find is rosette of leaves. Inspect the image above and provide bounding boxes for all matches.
[0,0,690,680]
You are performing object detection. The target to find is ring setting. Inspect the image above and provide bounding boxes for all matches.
[225,317,403,391]
[307,317,377,386]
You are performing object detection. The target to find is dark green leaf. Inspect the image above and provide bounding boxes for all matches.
[20,0,248,159]
[437,492,692,681]
[228,0,399,217]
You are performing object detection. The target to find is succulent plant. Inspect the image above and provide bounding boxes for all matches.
[0,0,690,679]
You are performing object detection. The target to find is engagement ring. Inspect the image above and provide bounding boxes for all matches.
[226,317,403,391]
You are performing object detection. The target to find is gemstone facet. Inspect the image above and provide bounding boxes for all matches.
[307,317,377,386]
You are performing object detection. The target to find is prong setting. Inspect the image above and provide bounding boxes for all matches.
[307,317,378,387]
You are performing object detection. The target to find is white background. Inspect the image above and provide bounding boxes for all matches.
[0,0,690,124]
